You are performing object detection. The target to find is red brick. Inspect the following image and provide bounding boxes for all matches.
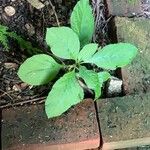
[96,93,150,150]
[106,0,141,17]
[2,99,100,150]
[115,17,150,94]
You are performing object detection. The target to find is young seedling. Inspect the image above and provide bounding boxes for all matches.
[18,0,138,118]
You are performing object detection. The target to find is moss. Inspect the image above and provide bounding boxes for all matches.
[128,0,138,5]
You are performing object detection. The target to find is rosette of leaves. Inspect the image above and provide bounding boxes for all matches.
[18,0,138,118]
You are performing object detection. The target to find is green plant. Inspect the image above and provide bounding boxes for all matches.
[0,25,9,50]
[0,25,41,54]
[18,0,138,118]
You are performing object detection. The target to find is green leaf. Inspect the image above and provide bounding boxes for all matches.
[79,66,101,99]
[71,0,94,47]
[45,71,84,118]
[0,25,9,50]
[46,27,80,60]
[98,71,111,85]
[95,71,111,101]
[18,54,62,85]
[78,43,98,62]
[9,32,42,54]
[0,24,41,54]
[84,43,138,70]
[0,32,9,50]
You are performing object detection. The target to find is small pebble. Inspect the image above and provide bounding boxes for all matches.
[4,6,16,17]
[25,23,35,36]
[13,84,21,92]
[4,62,18,69]
[20,83,28,90]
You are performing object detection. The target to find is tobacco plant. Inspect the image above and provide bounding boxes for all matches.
[18,0,138,118]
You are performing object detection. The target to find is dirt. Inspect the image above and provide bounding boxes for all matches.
[0,0,110,108]
[0,0,77,107]
[1,0,149,107]
[0,0,77,42]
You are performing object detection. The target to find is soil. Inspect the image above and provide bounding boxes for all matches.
[0,0,77,107]
[0,0,111,108]
[1,0,150,107]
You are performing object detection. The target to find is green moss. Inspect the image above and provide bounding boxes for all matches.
[128,0,138,5]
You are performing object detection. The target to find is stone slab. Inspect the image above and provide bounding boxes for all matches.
[96,93,150,149]
[106,0,141,17]
[1,99,100,150]
[115,17,150,94]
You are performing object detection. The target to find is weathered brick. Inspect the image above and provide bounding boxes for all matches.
[2,99,100,150]
[106,0,141,16]
[96,93,150,150]
[115,17,150,94]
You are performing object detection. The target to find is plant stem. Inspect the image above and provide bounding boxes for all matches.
[0,96,46,109]
[78,79,93,95]
[48,0,60,26]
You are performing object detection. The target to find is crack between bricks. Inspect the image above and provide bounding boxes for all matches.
[94,101,103,150]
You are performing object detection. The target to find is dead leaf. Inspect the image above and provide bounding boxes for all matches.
[4,62,18,69]
[27,0,45,9]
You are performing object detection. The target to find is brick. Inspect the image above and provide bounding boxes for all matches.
[115,17,150,94]
[96,93,150,150]
[106,0,141,17]
[2,99,100,150]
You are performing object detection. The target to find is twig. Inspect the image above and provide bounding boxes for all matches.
[48,0,60,26]
[92,0,108,42]
[78,80,94,95]
[102,16,113,33]
[0,90,14,98]
[0,89,13,100]
[0,96,46,109]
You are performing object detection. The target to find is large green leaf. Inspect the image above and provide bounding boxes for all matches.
[71,0,94,47]
[78,43,98,62]
[18,54,62,85]
[84,43,138,70]
[79,66,101,99]
[45,71,84,118]
[46,27,80,60]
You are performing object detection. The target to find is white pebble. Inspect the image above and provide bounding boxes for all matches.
[4,6,16,17]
